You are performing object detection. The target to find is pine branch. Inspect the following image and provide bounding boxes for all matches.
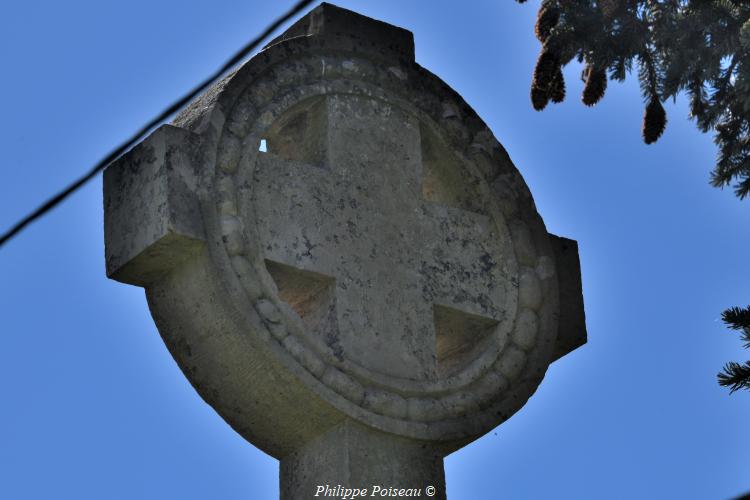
[716,305,750,393]
[722,305,750,347]
[518,0,750,200]
[718,361,750,393]
[722,305,750,330]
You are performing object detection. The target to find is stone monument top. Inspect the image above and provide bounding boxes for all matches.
[104,3,586,498]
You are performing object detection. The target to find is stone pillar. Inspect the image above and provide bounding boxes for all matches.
[281,421,445,499]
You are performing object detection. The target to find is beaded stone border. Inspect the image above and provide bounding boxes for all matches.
[210,47,557,427]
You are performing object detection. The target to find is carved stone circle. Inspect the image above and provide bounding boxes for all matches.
[104,3,585,459]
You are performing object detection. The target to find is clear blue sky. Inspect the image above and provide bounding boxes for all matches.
[1,1,748,498]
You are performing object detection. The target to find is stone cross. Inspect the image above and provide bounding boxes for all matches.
[255,93,509,381]
[104,4,586,499]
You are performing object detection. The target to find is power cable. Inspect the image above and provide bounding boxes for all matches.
[0,0,316,249]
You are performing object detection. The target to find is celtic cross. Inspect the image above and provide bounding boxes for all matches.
[103,4,586,498]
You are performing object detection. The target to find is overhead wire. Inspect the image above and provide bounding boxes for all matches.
[0,0,316,249]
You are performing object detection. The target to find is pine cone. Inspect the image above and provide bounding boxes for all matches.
[535,6,560,43]
[582,66,607,106]
[643,98,667,144]
[531,85,550,111]
[533,49,558,92]
[549,68,566,103]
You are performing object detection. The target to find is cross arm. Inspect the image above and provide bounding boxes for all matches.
[548,234,587,362]
[103,124,204,287]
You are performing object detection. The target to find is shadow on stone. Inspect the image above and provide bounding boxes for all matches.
[434,304,498,377]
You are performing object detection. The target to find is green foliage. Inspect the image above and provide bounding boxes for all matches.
[517,0,750,199]
[717,305,750,393]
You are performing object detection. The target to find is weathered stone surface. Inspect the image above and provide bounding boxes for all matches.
[281,420,445,499]
[263,2,415,63]
[549,235,587,361]
[104,125,203,286]
[251,94,512,381]
[104,3,587,498]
